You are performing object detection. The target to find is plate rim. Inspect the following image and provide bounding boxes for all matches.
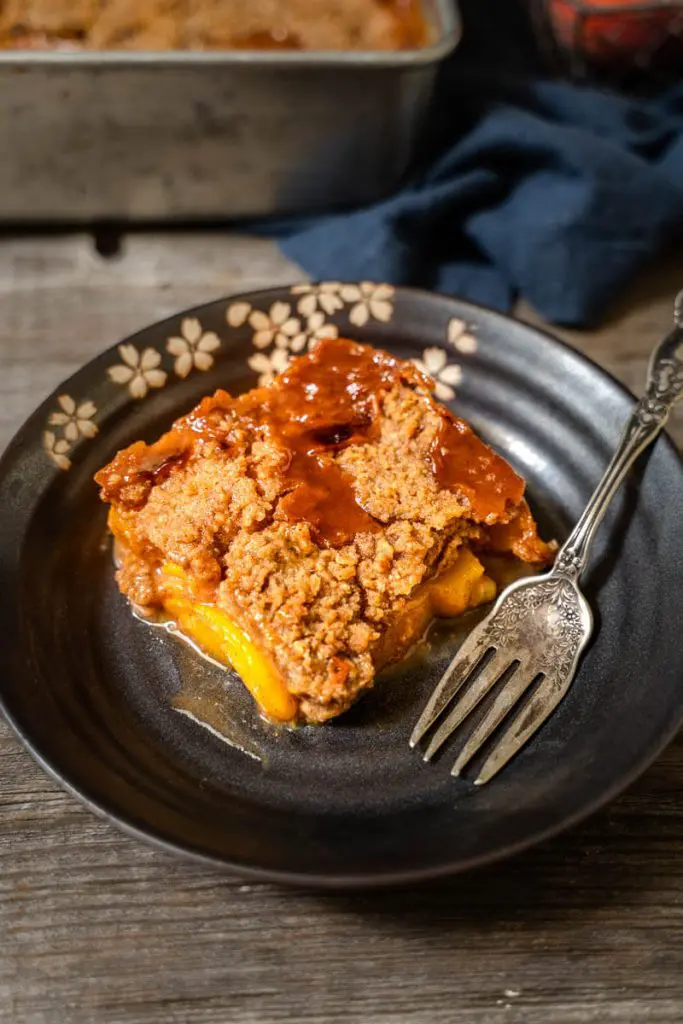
[1,284,682,889]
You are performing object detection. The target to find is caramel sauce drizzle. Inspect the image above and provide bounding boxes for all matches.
[96,338,528,548]
[429,412,524,525]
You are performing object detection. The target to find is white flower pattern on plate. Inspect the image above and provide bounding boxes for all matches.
[40,285,477,474]
[48,394,98,441]
[226,301,252,328]
[248,348,290,387]
[43,430,72,471]
[447,317,478,354]
[249,301,301,350]
[304,313,339,351]
[108,344,167,399]
[339,282,395,327]
[291,282,344,318]
[413,347,462,402]
[167,317,221,378]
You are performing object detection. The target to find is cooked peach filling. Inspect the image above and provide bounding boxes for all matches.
[374,547,495,670]
[156,548,495,722]
[158,563,299,724]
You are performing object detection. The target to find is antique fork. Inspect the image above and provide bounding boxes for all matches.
[410,293,683,785]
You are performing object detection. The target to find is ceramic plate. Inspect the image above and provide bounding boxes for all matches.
[1,284,682,888]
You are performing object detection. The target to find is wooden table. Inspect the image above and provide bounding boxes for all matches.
[2,233,683,1024]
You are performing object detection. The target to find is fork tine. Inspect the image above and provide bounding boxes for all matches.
[474,676,562,785]
[409,630,493,748]
[451,669,543,777]
[423,650,517,761]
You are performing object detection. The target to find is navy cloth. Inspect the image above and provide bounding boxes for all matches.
[264,2,683,327]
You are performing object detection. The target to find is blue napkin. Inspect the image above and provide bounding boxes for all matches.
[267,2,683,327]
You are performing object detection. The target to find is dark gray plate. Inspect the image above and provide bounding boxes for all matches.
[1,284,682,888]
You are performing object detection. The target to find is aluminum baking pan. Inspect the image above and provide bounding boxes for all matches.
[0,0,460,221]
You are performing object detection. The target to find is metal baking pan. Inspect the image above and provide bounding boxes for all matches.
[0,0,459,222]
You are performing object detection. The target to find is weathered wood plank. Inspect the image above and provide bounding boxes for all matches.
[0,232,300,451]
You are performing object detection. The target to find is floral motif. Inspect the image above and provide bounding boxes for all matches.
[108,344,167,399]
[166,317,221,378]
[42,393,100,471]
[247,348,290,387]
[413,347,462,402]
[48,394,98,442]
[635,355,683,427]
[291,282,344,318]
[40,285,484,475]
[228,282,396,357]
[226,301,252,328]
[248,301,301,350]
[339,283,395,327]
[554,549,583,578]
[486,577,586,682]
[304,313,339,352]
[447,317,478,354]
[674,290,683,327]
[43,430,72,471]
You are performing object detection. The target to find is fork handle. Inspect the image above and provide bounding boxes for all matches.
[553,317,683,580]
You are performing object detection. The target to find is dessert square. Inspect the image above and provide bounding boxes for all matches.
[96,338,553,723]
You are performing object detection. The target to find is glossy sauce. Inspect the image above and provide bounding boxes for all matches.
[484,499,554,563]
[190,339,420,545]
[429,413,525,525]
[96,338,529,548]
[96,435,195,509]
[135,608,267,761]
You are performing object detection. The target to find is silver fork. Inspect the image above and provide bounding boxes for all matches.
[410,293,683,785]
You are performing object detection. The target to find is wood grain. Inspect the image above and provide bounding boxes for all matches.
[2,234,683,1024]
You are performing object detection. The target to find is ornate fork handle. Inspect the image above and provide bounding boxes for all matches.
[554,300,683,581]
